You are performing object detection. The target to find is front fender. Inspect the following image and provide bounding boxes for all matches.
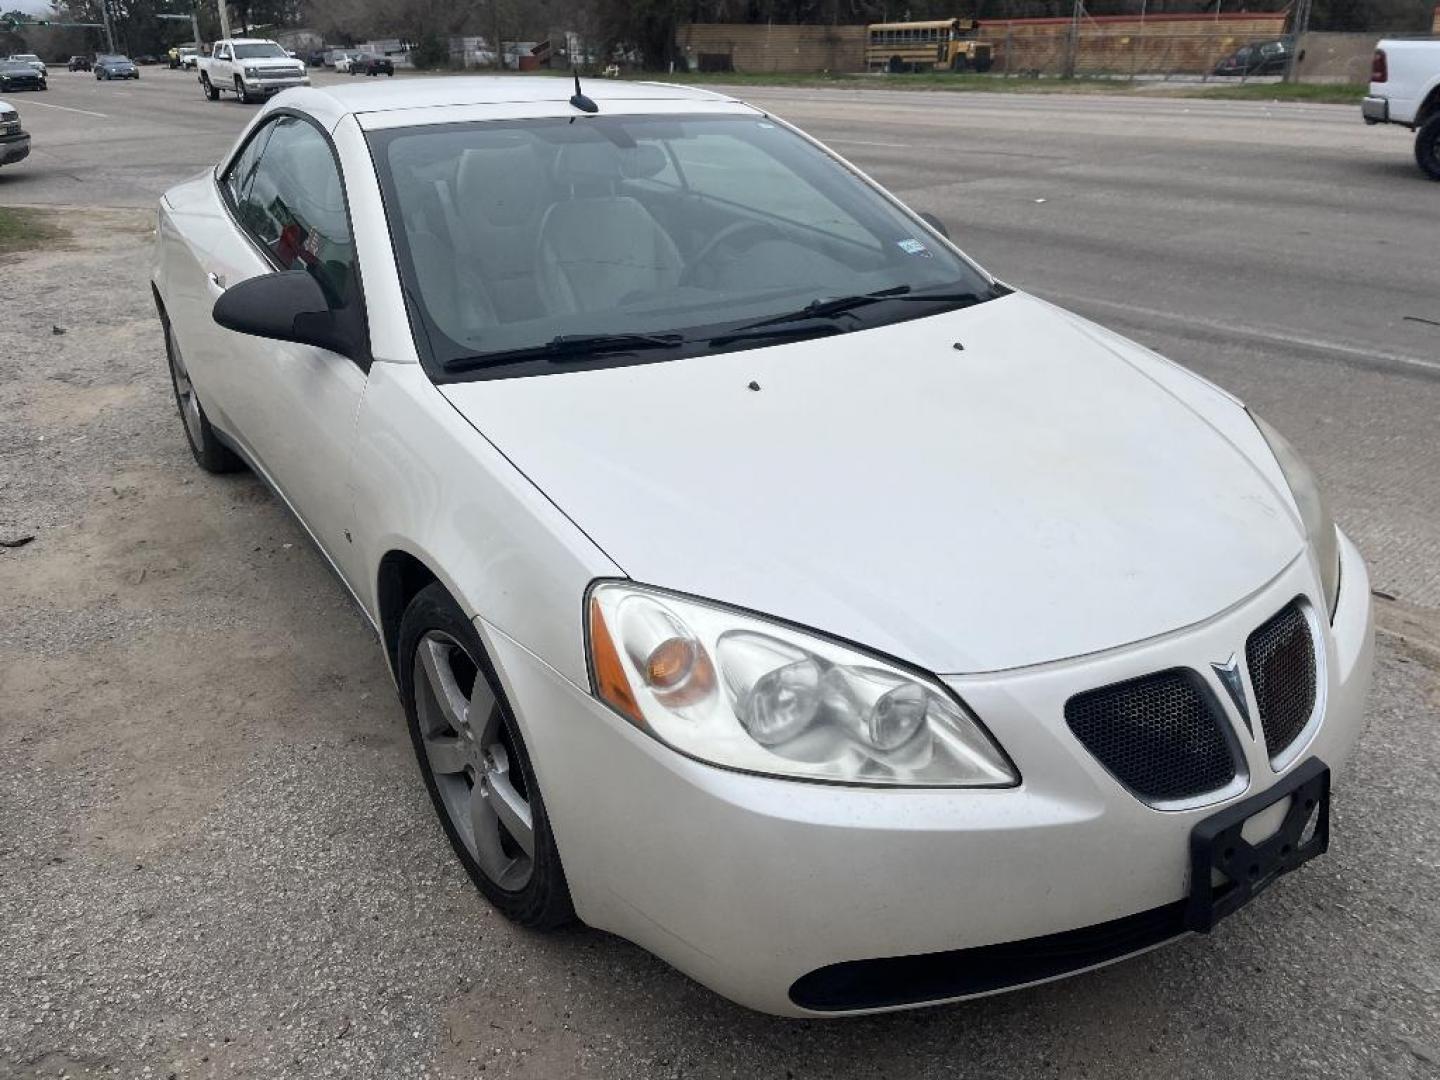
[349,361,622,687]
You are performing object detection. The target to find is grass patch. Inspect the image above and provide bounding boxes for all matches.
[1185,81,1367,105]
[0,206,63,254]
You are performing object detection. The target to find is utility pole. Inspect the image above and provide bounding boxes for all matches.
[100,0,116,53]
[1062,0,1083,79]
[1284,0,1311,84]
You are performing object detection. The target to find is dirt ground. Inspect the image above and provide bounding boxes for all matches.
[2,211,1439,1079]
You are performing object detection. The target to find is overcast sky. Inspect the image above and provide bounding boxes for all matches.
[11,0,56,14]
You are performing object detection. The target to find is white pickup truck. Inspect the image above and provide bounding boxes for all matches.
[198,38,308,104]
[1362,39,1440,180]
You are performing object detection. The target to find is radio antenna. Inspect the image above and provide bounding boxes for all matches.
[570,70,598,113]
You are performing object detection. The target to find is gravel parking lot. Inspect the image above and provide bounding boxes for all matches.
[1,69,1438,1079]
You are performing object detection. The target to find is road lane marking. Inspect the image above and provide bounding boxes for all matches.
[828,138,912,149]
[17,100,108,118]
[1042,290,1440,378]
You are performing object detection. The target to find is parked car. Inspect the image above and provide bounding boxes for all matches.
[7,53,46,77]
[67,54,91,71]
[197,38,308,102]
[349,54,394,76]
[167,46,198,69]
[94,54,139,80]
[304,49,327,67]
[151,78,1374,1018]
[181,48,201,70]
[0,97,30,168]
[331,51,366,73]
[0,60,45,92]
[1363,40,1440,180]
[1212,38,1292,77]
[135,54,161,65]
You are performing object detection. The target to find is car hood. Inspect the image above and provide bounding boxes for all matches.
[439,292,1303,675]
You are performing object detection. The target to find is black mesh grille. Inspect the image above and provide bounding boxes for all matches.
[1246,601,1317,760]
[1065,669,1237,803]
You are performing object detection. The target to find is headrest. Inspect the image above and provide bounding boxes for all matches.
[456,140,545,226]
[552,139,670,193]
[552,140,625,186]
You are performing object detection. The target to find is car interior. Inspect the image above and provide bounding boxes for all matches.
[376,115,980,362]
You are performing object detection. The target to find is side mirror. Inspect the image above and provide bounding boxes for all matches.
[918,211,951,239]
[212,268,356,358]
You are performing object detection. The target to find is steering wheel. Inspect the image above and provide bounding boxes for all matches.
[681,220,787,286]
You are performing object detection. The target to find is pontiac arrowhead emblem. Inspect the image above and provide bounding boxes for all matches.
[1212,654,1252,734]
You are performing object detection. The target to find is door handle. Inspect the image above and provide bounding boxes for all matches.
[207,271,226,291]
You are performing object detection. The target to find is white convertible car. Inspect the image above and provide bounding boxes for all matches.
[151,77,1374,1016]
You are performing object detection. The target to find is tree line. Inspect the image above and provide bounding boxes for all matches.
[3,0,1432,66]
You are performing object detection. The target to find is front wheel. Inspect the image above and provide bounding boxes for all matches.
[1416,115,1440,181]
[399,583,575,930]
[951,53,969,73]
[201,72,219,100]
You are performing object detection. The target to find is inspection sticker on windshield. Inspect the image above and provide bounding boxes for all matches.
[897,238,933,257]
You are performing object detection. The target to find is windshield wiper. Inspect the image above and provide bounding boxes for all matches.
[706,321,848,349]
[444,333,685,373]
[728,286,914,336]
[713,283,996,341]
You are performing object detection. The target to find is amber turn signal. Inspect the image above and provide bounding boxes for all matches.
[589,598,644,726]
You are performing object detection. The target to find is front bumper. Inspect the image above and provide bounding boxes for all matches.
[244,75,310,94]
[0,132,30,165]
[482,532,1374,1016]
[1362,95,1389,124]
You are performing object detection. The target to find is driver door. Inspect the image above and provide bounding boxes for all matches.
[205,113,370,585]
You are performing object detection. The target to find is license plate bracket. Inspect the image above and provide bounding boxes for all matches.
[1185,756,1329,933]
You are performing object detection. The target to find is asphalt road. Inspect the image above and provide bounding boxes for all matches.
[1,69,1438,1079]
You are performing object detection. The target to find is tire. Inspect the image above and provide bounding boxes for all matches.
[951,54,969,73]
[399,582,575,930]
[887,54,905,74]
[1416,115,1440,182]
[161,314,243,474]
[234,76,249,103]
[975,57,993,73]
[201,73,219,100]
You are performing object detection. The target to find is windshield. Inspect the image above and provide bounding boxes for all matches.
[370,113,997,380]
[12,55,39,61]
[233,43,287,59]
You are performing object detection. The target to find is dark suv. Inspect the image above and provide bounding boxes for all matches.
[68,54,91,71]
[1213,38,1293,77]
[350,54,394,76]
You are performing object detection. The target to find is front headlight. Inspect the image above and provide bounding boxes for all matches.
[244,65,259,78]
[586,583,1018,788]
[1249,411,1340,617]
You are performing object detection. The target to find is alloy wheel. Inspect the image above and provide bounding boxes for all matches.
[412,630,535,891]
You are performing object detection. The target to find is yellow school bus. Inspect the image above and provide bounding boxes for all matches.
[865,18,993,73]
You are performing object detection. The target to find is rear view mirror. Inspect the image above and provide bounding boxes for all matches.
[918,211,950,239]
[212,268,357,358]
